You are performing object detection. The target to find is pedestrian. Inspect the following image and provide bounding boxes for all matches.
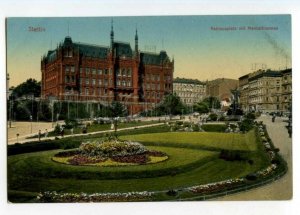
[61,127,64,137]
[272,114,276,123]
[45,129,48,138]
[38,130,41,141]
[288,126,292,138]
[70,127,74,135]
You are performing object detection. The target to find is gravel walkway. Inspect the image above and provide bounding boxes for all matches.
[217,115,292,200]
[7,122,165,145]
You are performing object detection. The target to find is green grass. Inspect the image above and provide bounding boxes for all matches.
[7,129,270,202]
[120,130,258,151]
[8,149,264,195]
[8,147,217,182]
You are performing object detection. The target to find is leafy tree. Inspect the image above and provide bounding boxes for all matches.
[107,101,128,134]
[202,96,221,109]
[109,101,128,118]
[193,102,209,114]
[11,78,41,98]
[157,93,187,116]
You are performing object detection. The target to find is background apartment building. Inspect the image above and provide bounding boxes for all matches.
[281,69,292,111]
[173,77,206,106]
[239,69,292,113]
[206,78,238,108]
[238,74,249,112]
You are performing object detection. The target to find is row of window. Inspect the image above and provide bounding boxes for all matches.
[80,78,110,86]
[250,80,281,88]
[116,68,132,77]
[145,74,160,82]
[65,66,75,73]
[80,67,111,76]
[65,76,134,88]
[77,88,109,96]
[65,66,133,77]
[145,92,162,99]
[144,83,161,90]
[116,80,132,87]
[177,93,203,98]
[174,89,206,93]
[174,84,205,89]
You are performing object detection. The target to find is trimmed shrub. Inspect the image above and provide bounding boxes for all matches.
[246,173,257,181]
[202,124,227,132]
[239,119,253,132]
[219,116,226,121]
[208,113,218,121]
[219,150,246,161]
[166,190,177,196]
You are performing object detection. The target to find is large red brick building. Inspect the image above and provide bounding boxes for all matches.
[41,25,174,114]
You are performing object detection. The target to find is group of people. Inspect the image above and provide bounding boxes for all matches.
[37,129,49,141]
[37,126,75,141]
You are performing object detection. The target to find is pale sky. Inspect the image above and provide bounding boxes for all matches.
[7,15,291,87]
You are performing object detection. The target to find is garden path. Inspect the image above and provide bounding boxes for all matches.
[7,122,165,145]
[217,115,292,200]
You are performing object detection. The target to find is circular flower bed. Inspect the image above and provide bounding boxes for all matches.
[52,138,168,166]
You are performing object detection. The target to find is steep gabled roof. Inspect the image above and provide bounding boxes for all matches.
[140,51,170,65]
[113,41,133,58]
[74,43,109,59]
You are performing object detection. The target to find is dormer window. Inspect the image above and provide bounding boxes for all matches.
[64,48,73,57]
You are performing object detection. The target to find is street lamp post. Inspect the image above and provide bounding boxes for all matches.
[50,99,55,128]
[9,96,13,128]
[30,115,33,133]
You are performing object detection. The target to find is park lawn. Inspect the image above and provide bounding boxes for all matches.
[120,130,258,151]
[8,147,218,185]
[8,128,271,202]
[7,150,263,196]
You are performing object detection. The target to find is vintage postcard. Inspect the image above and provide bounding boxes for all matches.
[6,15,292,203]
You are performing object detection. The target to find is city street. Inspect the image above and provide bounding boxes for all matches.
[218,114,292,200]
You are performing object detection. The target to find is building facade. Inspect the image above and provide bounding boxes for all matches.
[41,26,174,114]
[206,78,238,108]
[238,74,249,112]
[281,69,292,112]
[239,69,292,113]
[173,77,206,106]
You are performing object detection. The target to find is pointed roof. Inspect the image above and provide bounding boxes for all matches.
[140,50,170,65]
[113,41,133,58]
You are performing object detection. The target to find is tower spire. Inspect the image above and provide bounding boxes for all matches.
[110,19,114,48]
[135,26,138,54]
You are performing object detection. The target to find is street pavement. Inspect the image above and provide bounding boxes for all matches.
[7,121,55,144]
[217,115,292,200]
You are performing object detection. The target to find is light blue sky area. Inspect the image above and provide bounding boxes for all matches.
[7,15,291,87]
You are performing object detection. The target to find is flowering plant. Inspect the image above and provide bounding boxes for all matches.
[188,178,245,194]
[37,191,154,202]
